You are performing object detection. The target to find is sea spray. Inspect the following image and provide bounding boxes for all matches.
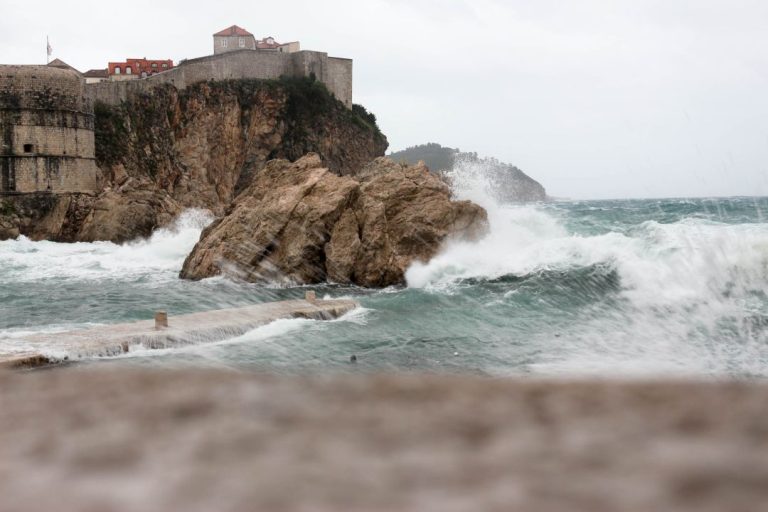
[407,159,768,375]
[0,209,213,284]
[406,157,569,288]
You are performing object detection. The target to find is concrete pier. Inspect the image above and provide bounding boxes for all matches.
[0,297,358,370]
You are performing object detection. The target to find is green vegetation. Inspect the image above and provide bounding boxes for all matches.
[351,104,378,131]
[94,101,129,167]
[0,199,16,216]
[388,143,461,171]
[193,77,384,141]
[93,77,387,183]
[388,143,547,201]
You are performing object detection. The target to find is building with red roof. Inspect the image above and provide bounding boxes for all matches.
[213,25,300,55]
[214,25,256,54]
[107,58,173,81]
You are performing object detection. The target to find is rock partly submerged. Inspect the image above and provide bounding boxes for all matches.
[180,154,488,287]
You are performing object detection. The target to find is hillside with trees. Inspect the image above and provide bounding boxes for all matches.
[389,143,547,202]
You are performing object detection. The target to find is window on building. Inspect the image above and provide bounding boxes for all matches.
[239,37,245,48]
[115,66,121,74]
[151,62,158,68]
[126,66,132,74]
[162,63,168,68]
[221,39,228,48]
[23,144,34,153]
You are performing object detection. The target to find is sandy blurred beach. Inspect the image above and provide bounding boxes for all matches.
[1,370,767,512]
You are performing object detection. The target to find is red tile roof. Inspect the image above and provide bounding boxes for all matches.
[213,25,253,37]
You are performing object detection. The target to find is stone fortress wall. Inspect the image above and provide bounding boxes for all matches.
[88,49,353,108]
[0,65,101,194]
[0,48,352,195]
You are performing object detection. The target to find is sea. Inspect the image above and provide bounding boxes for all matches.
[1,161,767,377]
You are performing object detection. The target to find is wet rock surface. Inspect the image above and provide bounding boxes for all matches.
[0,370,767,512]
[180,154,488,287]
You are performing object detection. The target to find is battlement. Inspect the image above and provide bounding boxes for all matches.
[87,49,353,108]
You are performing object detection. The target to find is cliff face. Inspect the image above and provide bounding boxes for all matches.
[0,78,387,243]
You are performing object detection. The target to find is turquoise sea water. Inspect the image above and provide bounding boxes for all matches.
[2,173,767,376]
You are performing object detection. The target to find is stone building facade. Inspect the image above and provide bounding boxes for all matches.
[213,25,257,54]
[214,26,301,55]
[0,65,101,194]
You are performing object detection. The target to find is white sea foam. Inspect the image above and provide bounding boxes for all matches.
[0,209,213,284]
[407,159,768,376]
[408,160,768,311]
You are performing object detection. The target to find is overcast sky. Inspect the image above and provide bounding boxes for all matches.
[2,0,767,199]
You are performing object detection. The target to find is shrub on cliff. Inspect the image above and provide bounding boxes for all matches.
[352,104,378,131]
[94,101,129,167]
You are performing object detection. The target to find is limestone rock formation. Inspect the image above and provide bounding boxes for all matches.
[180,155,488,287]
[0,77,386,243]
[95,78,387,215]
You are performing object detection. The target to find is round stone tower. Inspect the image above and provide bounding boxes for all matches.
[0,65,101,194]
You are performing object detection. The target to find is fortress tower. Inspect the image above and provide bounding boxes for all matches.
[0,65,101,194]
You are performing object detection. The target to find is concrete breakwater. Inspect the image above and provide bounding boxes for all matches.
[0,294,357,369]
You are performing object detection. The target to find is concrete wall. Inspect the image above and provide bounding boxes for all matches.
[87,49,354,108]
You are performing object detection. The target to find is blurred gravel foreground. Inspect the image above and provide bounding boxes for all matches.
[1,370,767,512]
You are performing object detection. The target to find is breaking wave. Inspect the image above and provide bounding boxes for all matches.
[0,209,213,284]
[406,159,768,376]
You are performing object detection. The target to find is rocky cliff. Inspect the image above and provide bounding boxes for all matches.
[0,77,387,243]
[180,154,488,287]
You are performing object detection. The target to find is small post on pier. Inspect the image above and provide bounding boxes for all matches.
[305,290,317,304]
[155,310,168,330]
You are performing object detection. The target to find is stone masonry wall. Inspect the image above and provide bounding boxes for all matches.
[214,35,256,54]
[326,58,353,110]
[7,156,100,193]
[10,125,94,159]
[0,66,91,112]
[88,50,354,108]
[0,65,101,194]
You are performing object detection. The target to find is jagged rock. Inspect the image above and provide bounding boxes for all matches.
[75,187,182,243]
[0,188,181,243]
[0,217,19,239]
[180,155,488,287]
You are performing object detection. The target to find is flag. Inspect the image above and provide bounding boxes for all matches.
[46,37,52,57]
